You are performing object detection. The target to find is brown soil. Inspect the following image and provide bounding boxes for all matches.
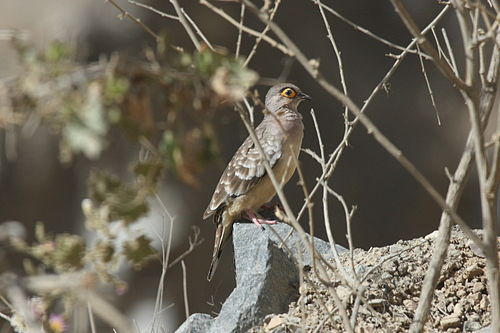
[251,227,497,332]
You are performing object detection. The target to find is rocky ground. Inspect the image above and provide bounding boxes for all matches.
[251,227,496,332]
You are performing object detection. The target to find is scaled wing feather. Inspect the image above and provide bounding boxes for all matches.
[203,123,282,218]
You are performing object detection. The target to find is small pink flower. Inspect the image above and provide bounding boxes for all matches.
[115,282,128,295]
[48,314,67,333]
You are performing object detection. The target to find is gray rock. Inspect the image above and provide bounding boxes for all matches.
[175,222,345,333]
[175,313,214,333]
[464,321,482,331]
[262,223,346,269]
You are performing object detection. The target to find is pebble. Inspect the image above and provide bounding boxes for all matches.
[403,299,416,311]
[440,315,461,329]
[467,292,481,303]
[480,295,489,310]
[389,244,403,253]
[463,321,482,331]
[467,240,485,257]
[466,265,484,279]
[336,285,351,303]
[453,303,463,317]
[265,316,286,331]
[473,282,485,293]
[468,313,480,321]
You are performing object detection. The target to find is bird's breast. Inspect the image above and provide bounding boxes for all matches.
[227,121,304,218]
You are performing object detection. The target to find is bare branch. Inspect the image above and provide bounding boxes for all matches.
[235,3,245,57]
[241,0,485,251]
[243,0,282,66]
[181,261,190,320]
[105,0,161,42]
[180,8,215,51]
[416,44,441,125]
[128,0,179,21]
[170,0,201,50]
[441,28,460,75]
[390,0,471,92]
[315,0,432,59]
[200,0,293,56]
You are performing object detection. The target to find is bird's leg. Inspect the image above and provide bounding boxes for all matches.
[245,210,278,230]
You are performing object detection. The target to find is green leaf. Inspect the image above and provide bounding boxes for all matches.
[53,234,86,272]
[122,235,156,267]
[88,170,150,224]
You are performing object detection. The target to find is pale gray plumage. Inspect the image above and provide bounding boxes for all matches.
[203,83,311,281]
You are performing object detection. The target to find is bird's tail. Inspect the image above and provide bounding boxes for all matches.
[207,218,233,281]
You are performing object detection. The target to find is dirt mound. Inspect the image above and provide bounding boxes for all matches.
[252,227,495,332]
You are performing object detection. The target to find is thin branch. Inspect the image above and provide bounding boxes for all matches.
[105,0,161,42]
[87,302,97,333]
[441,28,460,75]
[235,3,245,58]
[416,44,441,125]
[310,109,352,283]
[315,0,432,59]
[166,227,203,270]
[81,291,134,333]
[325,186,357,277]
[243,0,282,66]
[128,0,179,21]
[450,6,500,329]
[180,8,215,51]
[170,0,201,50]
[390,0,471,93]
[316,0,350,118]
[181,261,190,320]
[151,192,175,331]
[200,0,292,56]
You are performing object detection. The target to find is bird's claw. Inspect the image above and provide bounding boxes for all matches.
[245,210,277,230]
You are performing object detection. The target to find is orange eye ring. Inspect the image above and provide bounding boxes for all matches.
[280,88,297,98]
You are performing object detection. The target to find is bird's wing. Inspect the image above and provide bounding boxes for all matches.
[203,122,282,219]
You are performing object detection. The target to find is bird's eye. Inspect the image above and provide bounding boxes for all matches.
[280,88,297,98]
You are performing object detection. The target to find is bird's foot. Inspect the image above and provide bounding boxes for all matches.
[245,211,278,230]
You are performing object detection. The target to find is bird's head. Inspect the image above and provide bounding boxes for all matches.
[264,83,312,113]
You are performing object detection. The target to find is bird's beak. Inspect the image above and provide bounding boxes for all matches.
[298,92,312,101]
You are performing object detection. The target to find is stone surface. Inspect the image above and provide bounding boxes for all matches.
[175,313,214,333]
[175,222,345,333]
[262,222,346,269]
[440,315,460,329]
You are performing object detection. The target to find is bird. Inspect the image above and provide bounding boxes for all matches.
[203,83,311,281]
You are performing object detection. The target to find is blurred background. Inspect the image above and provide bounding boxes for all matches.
[0,0,489,331]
